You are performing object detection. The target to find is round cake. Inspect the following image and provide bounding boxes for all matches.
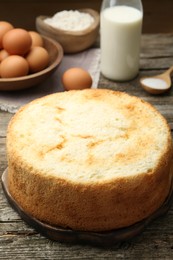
[7,89,173,232]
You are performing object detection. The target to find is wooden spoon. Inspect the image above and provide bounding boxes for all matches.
[140,66,173,94]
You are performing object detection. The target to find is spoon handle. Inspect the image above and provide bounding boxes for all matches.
[165,66,173,76]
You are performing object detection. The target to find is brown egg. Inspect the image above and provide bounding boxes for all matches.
[0,55,29,78]
[25,46,49,73]
[3,28,32,55]
[0,49,9,62]
[62,68,93,90]
[0,21,14,49]
[29,31,44,47]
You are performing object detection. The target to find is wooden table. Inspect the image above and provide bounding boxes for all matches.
[1,34,173,259]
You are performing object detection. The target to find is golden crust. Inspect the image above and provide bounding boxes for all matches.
[7,89,173,231]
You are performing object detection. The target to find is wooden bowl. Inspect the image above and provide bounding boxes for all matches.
[0,36,63,91]
[36,9,100,54]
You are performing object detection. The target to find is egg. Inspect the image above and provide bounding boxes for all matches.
[0,55,29,78]
[2,28,32,55]
[29,31,44,47]
[0,21,14,49]
[0,49,9,62]
[62,67,93,90]
[25,46,49,73]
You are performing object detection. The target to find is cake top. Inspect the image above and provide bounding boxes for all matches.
[7,89,172,183]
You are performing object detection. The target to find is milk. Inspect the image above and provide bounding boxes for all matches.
[100,6,143,81]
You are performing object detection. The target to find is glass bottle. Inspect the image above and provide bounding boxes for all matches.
[100,0,143,81]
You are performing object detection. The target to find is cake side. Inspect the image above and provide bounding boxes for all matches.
[7,89,173,231]
[7,153,173,231]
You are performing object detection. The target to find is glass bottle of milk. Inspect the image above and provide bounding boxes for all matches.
[100,0,143,81]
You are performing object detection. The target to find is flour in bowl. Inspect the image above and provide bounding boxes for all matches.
[44,10,94,31]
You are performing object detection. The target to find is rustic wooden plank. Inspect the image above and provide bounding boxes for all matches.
[0,213,173,259]
[140,36,173,69]
[99,73,173,103]
[0,222,35,235]
[0,138,7,173]
[140,57,173,70]
[0,112,13,137]
[0,139,20,221]
[0,185,20,222]
[141,34,173,57]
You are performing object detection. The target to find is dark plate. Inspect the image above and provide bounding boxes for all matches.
[1,168,173,247]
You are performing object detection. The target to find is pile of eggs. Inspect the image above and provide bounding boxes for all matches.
[0,21,49,78]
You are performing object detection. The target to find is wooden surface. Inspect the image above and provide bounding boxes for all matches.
[1,34,173,258]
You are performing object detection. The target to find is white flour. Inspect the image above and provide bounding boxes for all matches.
[44,10,94,31]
